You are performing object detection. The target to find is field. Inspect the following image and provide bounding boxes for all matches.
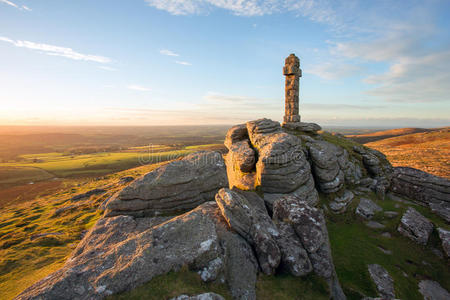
[362,127,450,179]
[0,126,228,208]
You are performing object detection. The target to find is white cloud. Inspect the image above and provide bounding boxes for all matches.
[306,62,361,80]
[160,49,179,56]
[99,66,117,71]
[0,0,32,11]
[145,0,337,25]
[175,60,192,66]
[0,0,18,9]
[0,36,111,63]
[127,84,152,92]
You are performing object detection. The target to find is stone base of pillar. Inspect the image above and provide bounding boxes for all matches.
[283,115,301,123]
[282,121,322,133]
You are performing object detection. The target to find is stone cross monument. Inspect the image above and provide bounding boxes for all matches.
[283,53,301,123]
[282,53,321,132]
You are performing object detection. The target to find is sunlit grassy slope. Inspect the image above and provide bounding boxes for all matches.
[0,162,168,299]
[365,128,450,179]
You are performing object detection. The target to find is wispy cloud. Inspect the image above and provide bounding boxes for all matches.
[127,84,151,92]
[306,62,361,80]
[145,0,337,26]
[1,0,32,11]
[98,66,117,71]
[175,60,192,66]
[0,36,111,63]
[160,49,179,56]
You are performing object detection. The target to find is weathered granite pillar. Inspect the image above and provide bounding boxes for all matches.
[282,54,321,133]
[283,54,301,123]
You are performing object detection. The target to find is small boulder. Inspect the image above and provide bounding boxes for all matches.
[367,264,395,299]
[171,293,225,300]
[365,221,385,229]
[397,207,433,245]
[418,280,450,300]
[356,198,382,219]
[329,190,354,214]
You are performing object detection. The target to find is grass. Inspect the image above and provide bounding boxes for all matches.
[256,273,329,300]
[0,166,53,185]
[1,150,196,178]
[327,192,450,300]
[109,266,232,300]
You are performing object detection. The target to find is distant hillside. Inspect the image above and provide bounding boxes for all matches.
[364,127,450,179]
[346,127,432,144]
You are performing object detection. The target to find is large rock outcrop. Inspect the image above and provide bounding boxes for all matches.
[391,167,450,222]
[17,202,259,300]
[223,119,319,208]
[104,151,228,217]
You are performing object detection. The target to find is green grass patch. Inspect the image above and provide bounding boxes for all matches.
[327,192,450,300]
[256,273,329,300]
[109,265,232,300]
[1,150,195,179]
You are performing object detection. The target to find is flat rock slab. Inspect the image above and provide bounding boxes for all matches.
[365,221,385,229]
[418,280,450,300]
[368,264,395,299]
[397,207,433,245]
[356,198,382,219]
[282,121,322,132]
[383,211,399,218]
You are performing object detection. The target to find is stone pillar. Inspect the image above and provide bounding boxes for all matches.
[283,54,301,123]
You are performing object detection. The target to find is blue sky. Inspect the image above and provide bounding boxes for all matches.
[0,0,449,127]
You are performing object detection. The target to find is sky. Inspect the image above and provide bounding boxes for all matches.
[0,0,449,127]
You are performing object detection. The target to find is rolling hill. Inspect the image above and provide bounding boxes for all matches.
[349,127,450,179]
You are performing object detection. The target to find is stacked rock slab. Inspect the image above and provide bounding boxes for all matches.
[306,140,345,194]
[224,124,256,190]
[391,167,450,222]
[283,53,301,123]
[353,146,393,199]
[104,151,228,217]
[247,119,319,207]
